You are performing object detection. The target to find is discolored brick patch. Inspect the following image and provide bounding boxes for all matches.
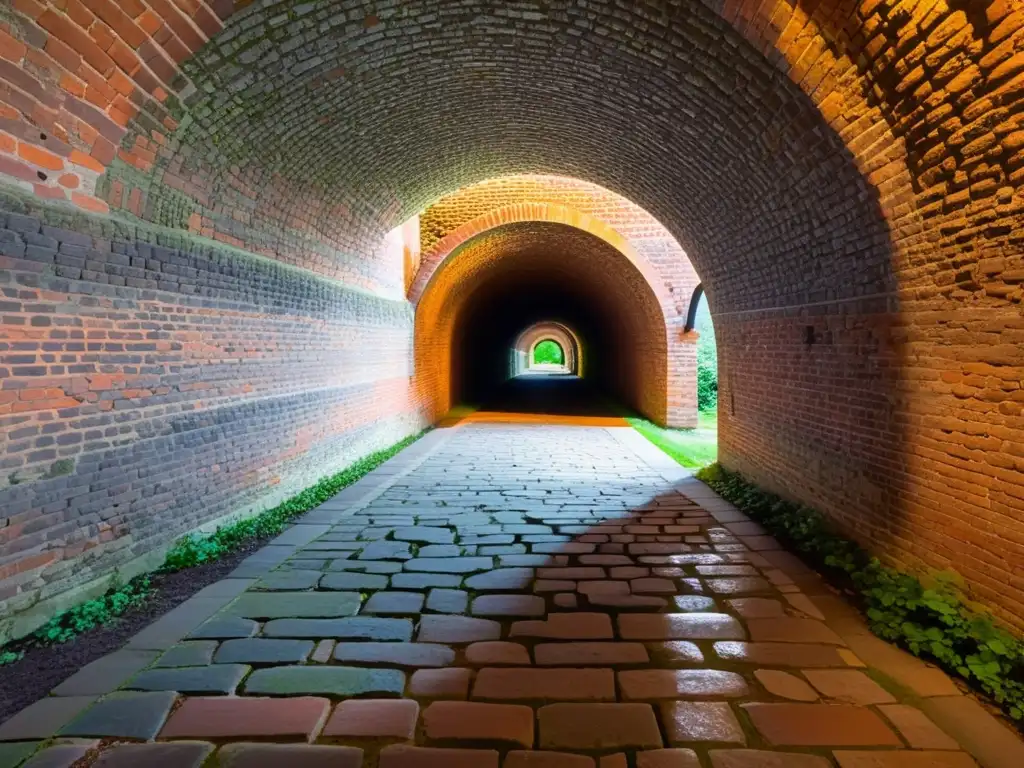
[216,743,364,767]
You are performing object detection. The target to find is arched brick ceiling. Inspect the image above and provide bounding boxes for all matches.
[415,222,668,422]
[122,0,891,314]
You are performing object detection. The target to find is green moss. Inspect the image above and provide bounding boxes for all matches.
[629,410,717,469]
[696,462,1024,721]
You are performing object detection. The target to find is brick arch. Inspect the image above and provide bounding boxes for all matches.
[513,322,582,377]
[409,202,674,311]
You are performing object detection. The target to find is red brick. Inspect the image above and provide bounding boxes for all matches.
[472,668,615,701]
[159,697,330,741]
[534,642,648,666]
[423,701,533,747]
[741,703,901,747]
[538,703,662,750]
[322,699,419,740]
[504,753,595,768]
[409,668,471,699]
[17,142,64,170]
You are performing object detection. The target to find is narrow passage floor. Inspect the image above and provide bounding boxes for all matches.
[1,423,1020,768]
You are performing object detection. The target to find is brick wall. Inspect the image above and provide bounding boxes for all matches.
[0,0,1022,631]
[0,188,423,640]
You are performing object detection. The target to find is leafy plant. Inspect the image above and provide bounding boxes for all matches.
[533,340,564,365]
[696,462,1024,721]
[161,432,423,571]
[0,650,23,666]
[30,575,152,646]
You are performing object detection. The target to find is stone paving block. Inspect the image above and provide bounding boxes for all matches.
[672,596,718,612]
[333,642,455,667]
[877,704,959,750]
[410,669,472,699]
[832,753,977,768]
[425,588,468,613]
[154,641,218,667]
[187,616,259,640]
[424,701,533,747]
[394,527,456,544]
[741,703,900,746]
[320,572,391,590]
[504,752,595,767]
[214,638,314,664]
[704,578,773,595]
[378,745,499,768]
[360,541,414,560]
[619,669,749,699]
[392,573,464,589]
[263,617,413,640]
[619,613,745,640]
[746,618,845,645]
[160,697,330,740]
[244,666,405,697]
[217,743,364,767]
[802,669,896,705]
[713,642,849,667]
[534,642,648,666]
[635,750,701,768]
[465,641,531,665]
[921,695,1024,768]
[404,558,494,574]
[224,592,362,619]
[471,595,545,616]
[52,650,159,696]
[662,702,746,744]
[417,615,501,643]
[418,545,465,558]
[473,668,615,701]
[20,744,96,768]
[126,664,250,695]
[323,699,420,740]
[92,742,214,768]
[538,703,662,749]
[510,612,613,639]
[61,691,177,739]
[708,750,830,767]
[364,591,426,614]
[0,696,96,741]
[328,560,403,574]
[255,572,323,591]
[127,596,235,650]
[753,670,818,701]
[464,568,535,591]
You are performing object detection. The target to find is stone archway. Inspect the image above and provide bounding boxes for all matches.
[512,322,582,377]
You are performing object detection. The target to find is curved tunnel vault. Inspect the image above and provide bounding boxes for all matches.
[0,1,1022,632]
[514,322,581,377]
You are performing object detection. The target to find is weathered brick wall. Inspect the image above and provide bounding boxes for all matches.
[0,189,422,640]
[0,0,1022,631]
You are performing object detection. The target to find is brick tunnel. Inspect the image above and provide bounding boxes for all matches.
[0,1,1023,757]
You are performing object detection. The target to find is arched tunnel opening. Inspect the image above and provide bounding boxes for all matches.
[416,222,668,423]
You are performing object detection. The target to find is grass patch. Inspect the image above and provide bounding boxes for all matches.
[0,431,423,655]
[629,410,717,468]
[697,462,1024,721]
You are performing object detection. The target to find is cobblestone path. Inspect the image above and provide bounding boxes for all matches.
[1,424,1020,767]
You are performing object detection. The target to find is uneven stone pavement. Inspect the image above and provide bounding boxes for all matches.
[2,423,1023,768]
